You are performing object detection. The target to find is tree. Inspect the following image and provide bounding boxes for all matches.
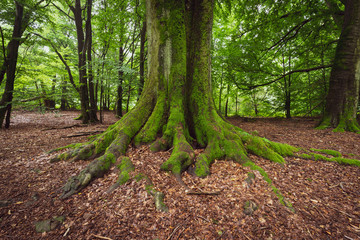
[0,1,29,128]
[58,0,98,123]
[51,0,299,209]
[318,0,360,133]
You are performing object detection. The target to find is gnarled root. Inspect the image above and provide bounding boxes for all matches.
[192,115,298,178]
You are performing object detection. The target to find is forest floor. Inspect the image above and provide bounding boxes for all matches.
[1,111,360,240]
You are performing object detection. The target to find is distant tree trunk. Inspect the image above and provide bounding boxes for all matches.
[0,2,24,128]
[86,0,98,122]
[0,26,7,86]
[60,78,67,110]
[70,0,91,123]
[218,67,224,114]
[235,94,238,115]
[116,46,124,117]
[225,84,230,117]
[139,21,146,98]
[34,81,42,108]
[318,0,360,132]
[285,54,291,119]
[40,79,55,109]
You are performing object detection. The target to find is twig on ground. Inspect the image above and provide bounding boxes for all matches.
[167,222,185,240]
[42,124,83,131]
[63,227,70,237]
[197,215,210,223]
[62,130,104,138]
[92,234,113,240]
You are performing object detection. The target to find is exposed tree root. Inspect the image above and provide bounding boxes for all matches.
[50,86,358,212]
[300,148,360,167]
[50,104,302,210]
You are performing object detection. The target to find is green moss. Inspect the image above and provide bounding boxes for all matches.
[267,140,299,156]
[194,154,211,178]
[134,173,145,182]
[301,152,329,161]
[333,157,360,166]
[94,129,118,154]
[242,135,285,164]
[310,148,342,157]
[134,95,167,145]
[300,153,312,159]
[47,143,83,154]
[316,115,331,130]
[99,153,116,171]
[301,152,360,167]
[116,157,135,185]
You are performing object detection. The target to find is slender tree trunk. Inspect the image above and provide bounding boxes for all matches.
[70,0,91,124]
[0,2,24,128]
[116,46,124,117]
[285,53,291,119]
[225,83,230,117]
[86,0,98,122]
[235,94,238,115]
[139,21,146,99]
[1,26,8,86]
[218,67,224,114]
[60,78,67,110]
[318,0,360,132]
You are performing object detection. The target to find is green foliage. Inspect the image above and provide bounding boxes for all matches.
[211,0,340,117]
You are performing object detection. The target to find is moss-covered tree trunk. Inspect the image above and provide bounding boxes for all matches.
[52,0,298,205]
[318,0,360,133]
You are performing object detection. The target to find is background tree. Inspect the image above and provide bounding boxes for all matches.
[318,0,360,133]
[0,0,49,128]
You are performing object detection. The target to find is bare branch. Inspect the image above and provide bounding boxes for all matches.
[52,2,74,20]
[266,19,311,51]
[235,65,333,91]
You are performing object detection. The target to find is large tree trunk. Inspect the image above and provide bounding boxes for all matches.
[318,0,360,132]
[0,2,24,128]
[51,0,297,207]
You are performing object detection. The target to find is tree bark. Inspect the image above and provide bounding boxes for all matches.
[116,46,124,117]
[70,0,91,124]
[86,0,98,122]
[0,2,24,128]
[139,21,146,98]
[318,0,360,132]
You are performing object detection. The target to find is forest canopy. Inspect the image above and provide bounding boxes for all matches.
[1,0,356,124]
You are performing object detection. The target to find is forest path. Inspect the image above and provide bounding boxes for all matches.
[1,111,360,239]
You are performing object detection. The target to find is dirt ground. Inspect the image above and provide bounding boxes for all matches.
[1,111,360,239]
